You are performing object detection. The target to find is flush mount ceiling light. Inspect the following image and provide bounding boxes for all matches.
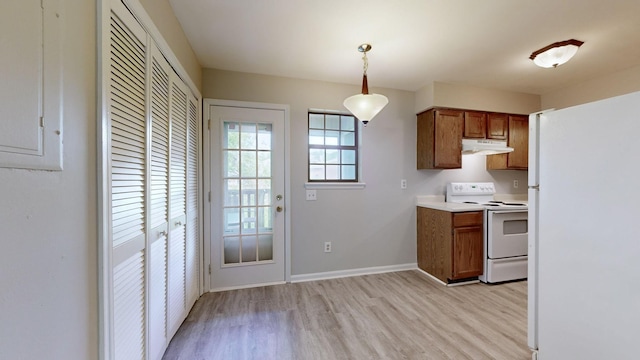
[343,44,389,126]
[529,39,584,68]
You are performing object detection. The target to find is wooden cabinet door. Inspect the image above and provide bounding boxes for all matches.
[464,111,486,138]
[434,110,463,168]
[507,115,528,169]
[452,225,483,280]
[487,113,508,140]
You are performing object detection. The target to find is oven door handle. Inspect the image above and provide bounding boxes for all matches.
[489,210,528,215]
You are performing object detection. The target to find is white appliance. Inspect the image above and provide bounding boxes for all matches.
[528,91,640,359]
[462,138,514,155]
[446,182,528,283]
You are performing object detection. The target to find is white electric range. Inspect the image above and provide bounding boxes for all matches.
[446,182,528,283]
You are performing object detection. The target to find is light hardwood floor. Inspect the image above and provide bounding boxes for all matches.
[162,270,530,360]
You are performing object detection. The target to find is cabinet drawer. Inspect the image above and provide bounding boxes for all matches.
[453,211,483,227]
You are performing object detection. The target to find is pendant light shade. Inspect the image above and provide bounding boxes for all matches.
[530,39,584,68]
[343,44,388,125]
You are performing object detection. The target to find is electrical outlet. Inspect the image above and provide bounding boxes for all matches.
[324,241,332,253]
[306,189,317,201]
[400,179,407,189]
[513,180,519,189]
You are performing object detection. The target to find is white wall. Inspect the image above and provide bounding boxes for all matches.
[0,0,203,358]
[139,0,202,91]
[415,81,541,115]
[0,1,97,359]
[202,69,528,276]
[541,64,640,110]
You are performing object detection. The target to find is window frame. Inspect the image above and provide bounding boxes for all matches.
[306,111,365,189]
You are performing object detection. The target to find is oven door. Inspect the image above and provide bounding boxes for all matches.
[487,210,528,258]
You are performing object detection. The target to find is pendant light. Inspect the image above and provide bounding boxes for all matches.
[529,39,584,68]
[343,44,389,126]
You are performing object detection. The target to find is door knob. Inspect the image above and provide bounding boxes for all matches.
[276,194,283,201]
[276,206,283,212]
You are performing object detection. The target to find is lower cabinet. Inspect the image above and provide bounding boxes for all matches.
[417,207,484,283]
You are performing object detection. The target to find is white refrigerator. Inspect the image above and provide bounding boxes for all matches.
[528,91,640,359]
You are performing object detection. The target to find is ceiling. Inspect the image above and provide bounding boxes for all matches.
[168,0,640,95]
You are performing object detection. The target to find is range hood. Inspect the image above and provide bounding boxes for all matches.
[462,138,514,155]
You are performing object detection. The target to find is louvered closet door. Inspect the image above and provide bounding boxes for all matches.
[108,1,147,359]
[186,94,200,308]
[167,75,189,337]
[147,44,171,360]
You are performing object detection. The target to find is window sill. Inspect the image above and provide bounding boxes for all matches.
[304,182,366,190]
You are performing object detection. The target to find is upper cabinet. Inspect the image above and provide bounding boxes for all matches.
[486,115,529,170]
[417,108,529,170]
[463,111,487,139]
[417,109,464,169]
[487,113,508,140]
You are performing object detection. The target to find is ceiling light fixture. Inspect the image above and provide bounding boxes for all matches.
[530,39,584,68]
[343,44,388,126]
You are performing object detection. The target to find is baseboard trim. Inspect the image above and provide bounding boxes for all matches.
[290,263,417,283]
[209,281,286,293]
[415,268,448,285]
[415,268,480,287]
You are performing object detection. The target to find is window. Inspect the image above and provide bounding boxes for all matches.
[308,112,358,182]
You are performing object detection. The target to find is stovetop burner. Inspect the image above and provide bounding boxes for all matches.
[446,182,527,209]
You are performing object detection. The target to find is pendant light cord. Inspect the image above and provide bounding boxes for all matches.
[362,52,368,75]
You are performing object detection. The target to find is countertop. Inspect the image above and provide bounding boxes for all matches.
[415,194,528,213]
[415,195,485,213]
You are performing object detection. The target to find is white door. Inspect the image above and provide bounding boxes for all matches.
[208,104,286,290]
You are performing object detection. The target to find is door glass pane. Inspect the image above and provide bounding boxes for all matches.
[242,236,257,262]
[258,235,273,261]
[258,206,272,232]
[241,150,256,178]
[257,151,271,177]
[257,124,272,150]
[258,179,271,205]
[240,123,256,149]
[241,207,256,234]
[224,150,239,177]
[224,123,239,149]
[224,179,239,206]
[241,179,256,206]
[223,208,239,235]
[224,237,240,264]
[223,121,275,265]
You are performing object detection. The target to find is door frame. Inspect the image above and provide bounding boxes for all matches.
[203,99,291,291]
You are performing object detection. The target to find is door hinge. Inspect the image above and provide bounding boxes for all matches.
[208,264,211,275]
[40,116,44,128]
[208,119,211,130]
[208,191,211,202]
